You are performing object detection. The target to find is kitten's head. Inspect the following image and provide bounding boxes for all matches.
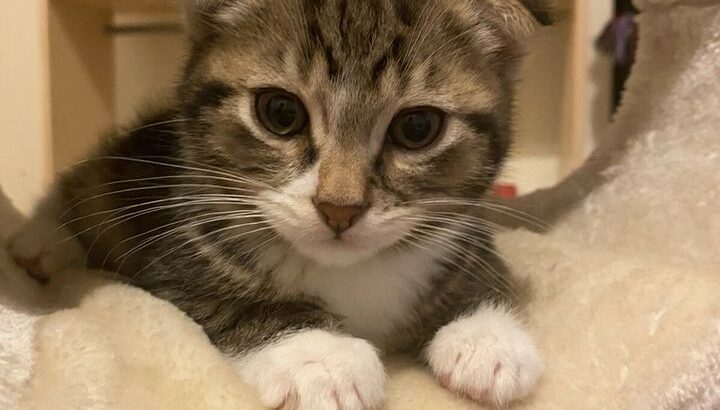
[177,0,550,267]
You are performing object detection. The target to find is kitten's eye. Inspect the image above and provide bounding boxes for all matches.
[389,108,445,150]
[255,89,308,137]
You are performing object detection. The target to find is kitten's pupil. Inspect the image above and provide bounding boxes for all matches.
[401,112,432,142]
[269,96,298,129]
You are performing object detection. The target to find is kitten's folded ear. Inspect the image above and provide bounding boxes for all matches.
[480,0,554,39]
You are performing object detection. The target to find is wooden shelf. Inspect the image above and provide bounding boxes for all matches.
[55,0,179,13]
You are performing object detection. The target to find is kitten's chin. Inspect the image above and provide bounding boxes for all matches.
[290,238,386,268]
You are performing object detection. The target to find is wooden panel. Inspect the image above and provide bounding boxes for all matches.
[114,13,187,124]
[559,0,590,176]
[0,0,53,214]
[55,0,179,13]
[49,1,115,171]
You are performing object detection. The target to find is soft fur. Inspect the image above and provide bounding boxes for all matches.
[10,1,553,408]
[2,0,720,409]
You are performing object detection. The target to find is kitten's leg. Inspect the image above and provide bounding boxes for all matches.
[9,188,84,279]
[209,302,385,410]
[424,303,542,407]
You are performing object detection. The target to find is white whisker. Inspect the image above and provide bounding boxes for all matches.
[103,210,266,270]
[406,228,515,300]
[131,223,278,281]
[61,183,261,221]
[56,196,261,246]
[402,197,547,229]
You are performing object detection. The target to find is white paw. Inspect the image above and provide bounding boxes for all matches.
[9,215,84,279]
[426,305,543,407]
[233,330,385,410]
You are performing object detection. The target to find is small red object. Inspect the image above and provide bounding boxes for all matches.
[493,183,518,199]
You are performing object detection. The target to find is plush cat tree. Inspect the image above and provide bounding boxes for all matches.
[2,0,719,409]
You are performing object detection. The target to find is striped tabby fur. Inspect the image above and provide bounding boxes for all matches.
[14,1,551,408]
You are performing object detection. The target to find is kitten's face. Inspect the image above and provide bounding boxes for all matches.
[178,0,545,267]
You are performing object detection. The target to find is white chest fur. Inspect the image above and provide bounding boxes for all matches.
[259,245,444,348]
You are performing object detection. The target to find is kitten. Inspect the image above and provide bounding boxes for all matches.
[11,1,550,408]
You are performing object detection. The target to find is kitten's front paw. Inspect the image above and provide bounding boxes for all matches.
[234,330,385,410]
[426,305,543,407]
[9,216,84,280]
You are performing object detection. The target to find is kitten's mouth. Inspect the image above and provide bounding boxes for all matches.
[332,232,348,240]
[288,230,386,267]
[316,233,363,247]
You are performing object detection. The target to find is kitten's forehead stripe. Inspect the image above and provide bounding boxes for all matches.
[298,0,415,87]
[337,0,348,39]
[392,0,417,27]
[306,17,339,81]
[371,54,390,85]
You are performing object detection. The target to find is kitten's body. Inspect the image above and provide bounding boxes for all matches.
[12,1,549,408]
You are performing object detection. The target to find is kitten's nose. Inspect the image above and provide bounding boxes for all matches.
[314,201,367,235]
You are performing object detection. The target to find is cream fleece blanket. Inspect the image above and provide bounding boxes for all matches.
[2,0,720,409]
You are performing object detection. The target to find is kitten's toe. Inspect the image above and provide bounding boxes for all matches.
[426,305,543,407]
[233,330,385,410]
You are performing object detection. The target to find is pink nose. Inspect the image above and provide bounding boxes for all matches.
[314,201,367,235]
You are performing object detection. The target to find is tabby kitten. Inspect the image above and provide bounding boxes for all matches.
[11,0,550,408]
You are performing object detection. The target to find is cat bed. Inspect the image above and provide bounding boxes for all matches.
[2,0,720,409]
